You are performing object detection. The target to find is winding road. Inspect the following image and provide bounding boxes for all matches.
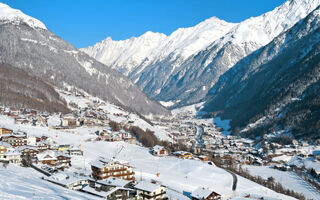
[226,170,238,191]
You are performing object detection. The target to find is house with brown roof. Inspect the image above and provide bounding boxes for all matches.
[0,128,13,136]
[1,134,27,148]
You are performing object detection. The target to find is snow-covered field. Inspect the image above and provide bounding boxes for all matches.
[245,165,320,200]
[0,115,296,200]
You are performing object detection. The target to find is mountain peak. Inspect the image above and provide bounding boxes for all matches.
[216,0,320,46]
[0,3,46,29]
[201,16,233,25]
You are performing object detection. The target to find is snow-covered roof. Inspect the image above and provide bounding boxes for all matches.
[36,141,50,146]
[37,150,68,161]
[0,142,12,148]
[1,134,26,138]
[89,159,107,169]
[5,150,21,156]
[82,185,112,197]
[152,145,166,152]
[46,173,87,186]
[68,146,82,151]
[51,173,68,181]
[17,146,38,151]
[198,155,208,159]
[89,157,130,169]
[173,151,191,155]
[191,187,218,199]
[37,151,57,161]
[135,181,162,192]
[97,177,131,187]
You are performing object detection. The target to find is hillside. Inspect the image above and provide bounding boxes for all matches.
[0,3,170,117]
[203,5,320,139]
[0,64,69,113]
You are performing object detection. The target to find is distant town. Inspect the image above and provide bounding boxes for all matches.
[0,89,319,200]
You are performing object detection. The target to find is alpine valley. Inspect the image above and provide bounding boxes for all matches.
[82,0,320,109]
[0,1,320,200]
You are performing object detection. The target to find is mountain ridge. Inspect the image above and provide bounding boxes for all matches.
[81,0,320,108]
[203,5,320,139]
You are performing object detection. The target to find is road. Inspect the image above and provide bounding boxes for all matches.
[226,170,238,191]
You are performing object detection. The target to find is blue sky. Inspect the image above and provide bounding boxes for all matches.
[3,0,286,48]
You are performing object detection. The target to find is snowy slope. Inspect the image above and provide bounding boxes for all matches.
[152,0,320,107]
[245,166,320,200]
[203,4,320,136]
[0,165,99,200]
[0,3,46,29]
[58,89,172,141]
[213,0,320,47]
[0,3,170,117]
[0,115,296,200]
[81,17,236,75]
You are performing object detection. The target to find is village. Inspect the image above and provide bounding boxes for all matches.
[0,89,319,200]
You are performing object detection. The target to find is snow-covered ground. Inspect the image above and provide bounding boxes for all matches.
[171,102,205,116]
[245,165,320,200]
[0,165,99,200]
[58,89,171,141]
[0,115,296,200]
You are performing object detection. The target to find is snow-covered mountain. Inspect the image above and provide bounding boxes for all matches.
[0,3,46,29]
[203,5,320,139]
[0,63,69,113]
[0,3,170,117]
[82,0,320,108]
[81,17,236,76]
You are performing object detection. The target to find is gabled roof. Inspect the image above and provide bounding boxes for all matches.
[47,173,87,186]
[153,145,167,152]
[191,187,219,199]
[89,156,132,169]
[135,181,162,193]
[89,157,111,169]
[37,150,68,161]
[97,177,131,187]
